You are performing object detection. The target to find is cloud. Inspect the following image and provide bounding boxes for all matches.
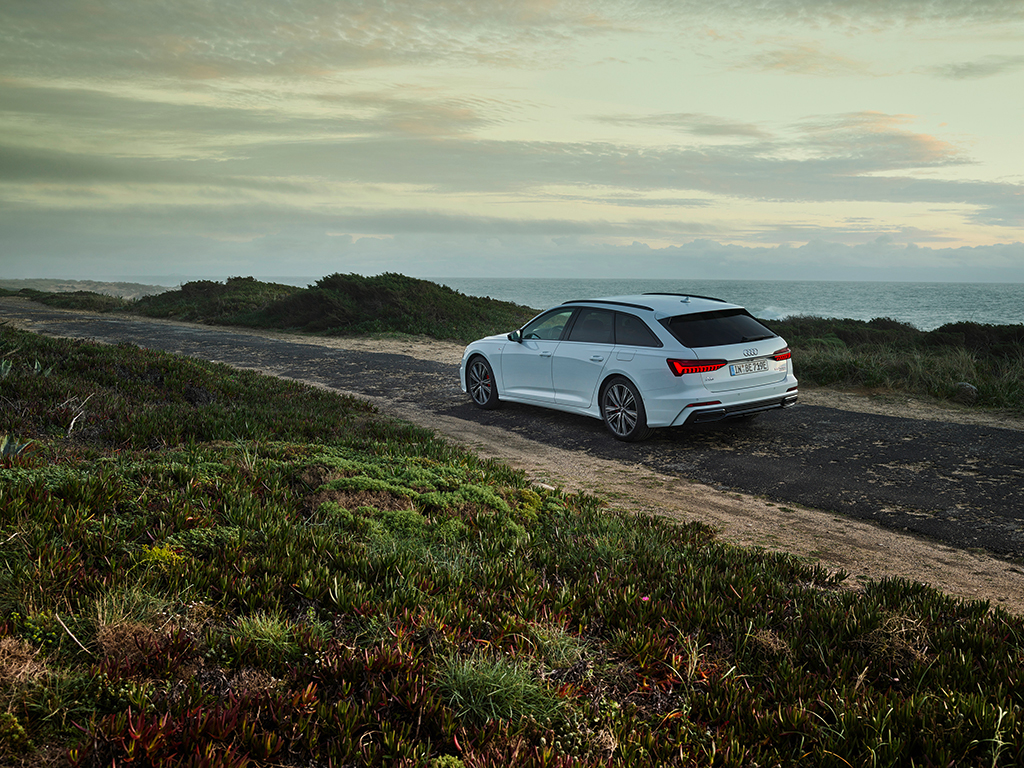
[597,113,770,139]
[0,78,503,160]
[793,112,963,169]
[5,0,1018,91]
[3,201,1022,283]
[638,0,1024,26]
[3,105,1019,231]
[930,55,1024,80]
[5,1,1023,81]
[738,43,870,76]
[0,0,625,82]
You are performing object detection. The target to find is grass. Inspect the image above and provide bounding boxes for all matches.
[437,652,562,727]
[1,324,1022,767]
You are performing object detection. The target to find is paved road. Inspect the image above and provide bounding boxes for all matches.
[4,299,1023,561]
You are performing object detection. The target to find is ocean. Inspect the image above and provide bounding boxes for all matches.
[423,278,1024,332]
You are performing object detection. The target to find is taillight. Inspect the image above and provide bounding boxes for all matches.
[667,359,727,376]
[772,347,792,361]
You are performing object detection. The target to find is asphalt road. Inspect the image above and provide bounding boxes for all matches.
[4,299,1023,561]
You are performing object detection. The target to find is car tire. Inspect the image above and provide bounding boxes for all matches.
[467,356,500,410]
[601,377,652,441]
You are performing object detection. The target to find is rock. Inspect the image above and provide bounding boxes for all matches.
[952,382,978,405]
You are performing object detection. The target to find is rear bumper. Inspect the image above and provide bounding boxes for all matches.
[682,392,799,424]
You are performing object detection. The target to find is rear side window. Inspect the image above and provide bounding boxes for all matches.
[568,309,614,343]
[662,309,777,348]
[615,313,661,347]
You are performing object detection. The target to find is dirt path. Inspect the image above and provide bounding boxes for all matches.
[3,297,1023,615]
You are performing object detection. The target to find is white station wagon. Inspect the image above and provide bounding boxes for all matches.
[459,293,798,441]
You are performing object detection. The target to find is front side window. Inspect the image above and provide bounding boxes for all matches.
[522,309,574,341]
[662,309,777,348]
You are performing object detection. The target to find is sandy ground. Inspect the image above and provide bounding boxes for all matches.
[3,305,1023,615]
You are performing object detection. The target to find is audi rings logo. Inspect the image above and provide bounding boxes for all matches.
[743,348,759,357]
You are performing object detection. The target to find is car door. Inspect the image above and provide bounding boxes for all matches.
[500,308,575,403]
[553,308,615,408]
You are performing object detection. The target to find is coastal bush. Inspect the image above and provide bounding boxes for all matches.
[251,272,536,341]
[770,315,1024,413]
[130,275,302,322]
[1,325,1022,765]
[32,290,129,312]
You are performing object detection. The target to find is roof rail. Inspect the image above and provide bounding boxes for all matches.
[561,299,654,311]
[642,292,727,303]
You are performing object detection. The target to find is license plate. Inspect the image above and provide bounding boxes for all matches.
[730,359,769,376]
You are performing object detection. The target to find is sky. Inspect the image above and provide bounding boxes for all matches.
[2,0,1023,284]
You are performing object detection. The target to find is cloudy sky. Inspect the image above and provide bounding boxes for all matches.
[2,0,1023,283]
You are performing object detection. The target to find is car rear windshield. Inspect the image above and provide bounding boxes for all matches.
[661,309,777,349]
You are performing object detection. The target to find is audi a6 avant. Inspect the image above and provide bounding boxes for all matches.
[459,293,798,441]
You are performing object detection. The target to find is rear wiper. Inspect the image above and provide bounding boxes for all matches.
[740,334,775,342]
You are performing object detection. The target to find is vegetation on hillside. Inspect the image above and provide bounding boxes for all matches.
[770,316,1024,413]
[14,274,537,345]
[1,325,1022,767]
[129,276,302,323]
[240,273,536,341]
[9,290,129,313]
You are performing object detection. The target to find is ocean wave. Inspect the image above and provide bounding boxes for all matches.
[756,305,804,321]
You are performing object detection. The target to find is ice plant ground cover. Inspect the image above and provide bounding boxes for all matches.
[0,324,1022,767]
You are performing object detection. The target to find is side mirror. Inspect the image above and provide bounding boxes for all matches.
[507,329,523,343]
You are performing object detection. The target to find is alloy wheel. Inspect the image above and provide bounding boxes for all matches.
[603,382,638,437]
[469,359,494,406]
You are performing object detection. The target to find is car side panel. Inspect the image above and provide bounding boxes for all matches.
[497,339,559,403]
[552,341,614,408]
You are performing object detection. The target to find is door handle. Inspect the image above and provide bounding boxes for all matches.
[590,355,605,362]
[540,350,553,357]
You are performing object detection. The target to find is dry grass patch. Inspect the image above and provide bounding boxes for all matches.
[308,488,415,513]
[861,614,931,667]
[0,638,47,688]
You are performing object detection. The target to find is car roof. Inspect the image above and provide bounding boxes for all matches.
[561,293,742,317]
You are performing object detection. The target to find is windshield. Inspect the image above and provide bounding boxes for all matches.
[661,309,777,349]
